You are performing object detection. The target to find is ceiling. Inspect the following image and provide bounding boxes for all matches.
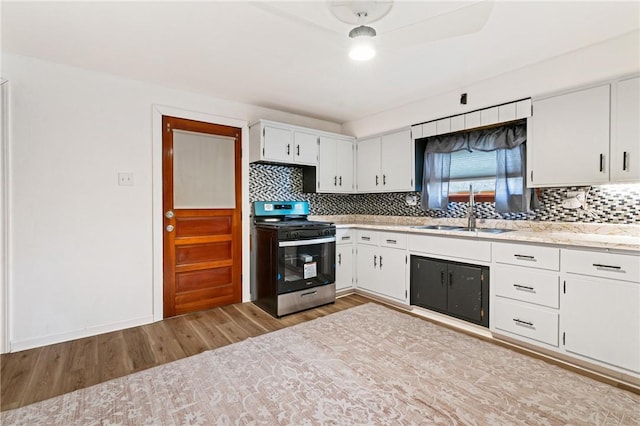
[1,1,639,124]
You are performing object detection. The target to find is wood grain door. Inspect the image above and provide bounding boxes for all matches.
[162,116,242,317]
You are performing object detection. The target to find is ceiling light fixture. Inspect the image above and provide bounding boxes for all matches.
[348,24,377,60]
[348,11,377,61]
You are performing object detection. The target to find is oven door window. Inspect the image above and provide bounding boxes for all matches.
[278,238,335,294]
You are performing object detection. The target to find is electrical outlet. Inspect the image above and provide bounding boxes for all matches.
[405,194,418,206]
[118,172,134,186]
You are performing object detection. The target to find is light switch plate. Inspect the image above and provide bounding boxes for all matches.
[118,172,134,186]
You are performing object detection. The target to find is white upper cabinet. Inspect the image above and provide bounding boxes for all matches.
[528,84,611,187]
[293,130,320,166]
[356,136,381,192]
[249,119,320,166]
[528,77,639,187]
[611,76,640,182]
[317,136,354,193]
[262,125,294,164]
[381,129,414,192]
[356,128,414,193]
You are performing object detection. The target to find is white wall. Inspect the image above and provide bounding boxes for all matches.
[2,52,341,351]
[342,30,640,137]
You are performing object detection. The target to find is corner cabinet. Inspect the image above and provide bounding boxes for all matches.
[527,76,640,187]
[356,128,414,193]
[249,120,319,166]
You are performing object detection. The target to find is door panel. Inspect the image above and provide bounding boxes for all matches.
[413,258,447,312]
[448,264,483,323]
[163,116,242,318]
[174,216,232,237]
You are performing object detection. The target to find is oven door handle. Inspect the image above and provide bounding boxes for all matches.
[278,236,336,247]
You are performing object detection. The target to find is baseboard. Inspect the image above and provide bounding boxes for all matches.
[9,315,154,352]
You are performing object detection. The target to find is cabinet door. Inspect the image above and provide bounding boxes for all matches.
[336,139,354,192]
[563,276,640,373]
[356,137,381,192]
[411,257,447,312]
[356,244,379,293]
[529,85,610,186]
[335,244,353,291]
[263,126,293,163]
[317,136,338,192]
[611,76,640,182]
[447,264,485,325]
[293,131,318,165]
[381,129,413,192]
[378,247,407,302]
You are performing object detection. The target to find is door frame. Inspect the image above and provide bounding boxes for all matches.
[152,105,249,321]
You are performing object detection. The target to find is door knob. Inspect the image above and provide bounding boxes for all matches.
[165,210,174,219]
[166,224,175,232]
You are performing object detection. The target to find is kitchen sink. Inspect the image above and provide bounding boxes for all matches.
[411,225,515,234]
[411,225,462,231]
[456,227,514,234]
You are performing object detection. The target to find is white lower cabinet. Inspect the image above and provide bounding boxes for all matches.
[335,229,354,292]
[562,276,639,373]
[355,231,408,303]
[491,242,561,348]
[493,243,640,376]
[560,248,640,373]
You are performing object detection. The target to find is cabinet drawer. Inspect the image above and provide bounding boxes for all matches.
[493,266,560,308]
[493,243,559,271]
[380,232,406,249]
[562,249,640,283]
[336,228,354,245]
[494,298,559,347]
[356,230,379,245]
[408,234,491,262]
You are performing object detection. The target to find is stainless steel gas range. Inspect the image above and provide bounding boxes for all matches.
[250,201,336,317]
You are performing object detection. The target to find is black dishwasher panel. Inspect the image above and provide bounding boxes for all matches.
[411,256,489,327]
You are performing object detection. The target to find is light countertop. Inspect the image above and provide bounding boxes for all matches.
[310,215,640,252]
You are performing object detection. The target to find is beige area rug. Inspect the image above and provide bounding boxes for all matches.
[2,303,639,425]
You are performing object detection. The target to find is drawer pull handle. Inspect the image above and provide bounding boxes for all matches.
[513,284,535,291]
[361,236,371,241]
[341,236,351,241]
[514,254,536,261]
[301,290,318,298]
[513,318,534,327]
[593,263,622,271]
[386,239,397,244]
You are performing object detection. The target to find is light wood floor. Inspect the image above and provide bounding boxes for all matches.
[1,293,375,412]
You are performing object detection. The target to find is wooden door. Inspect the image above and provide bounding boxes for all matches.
[162,116,242,317]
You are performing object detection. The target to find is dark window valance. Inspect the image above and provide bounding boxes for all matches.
[424,122,527,153]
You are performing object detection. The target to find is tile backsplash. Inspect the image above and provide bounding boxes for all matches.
[250,164,640,224]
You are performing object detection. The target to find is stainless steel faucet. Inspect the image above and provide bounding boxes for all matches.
[467,184,476,229]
